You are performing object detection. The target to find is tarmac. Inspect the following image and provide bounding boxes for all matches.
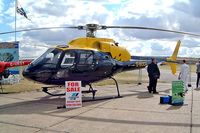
[0,71,200,133]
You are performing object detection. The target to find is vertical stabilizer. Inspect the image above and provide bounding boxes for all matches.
[167,40,181,75]
[170,40,181,61]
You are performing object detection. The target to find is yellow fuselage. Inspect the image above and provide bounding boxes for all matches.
[57,37,131,62]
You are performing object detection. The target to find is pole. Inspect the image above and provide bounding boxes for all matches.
[188,62,192,87]
[15,0,17,42]
[15,0,21,83]
[137,69,142,85]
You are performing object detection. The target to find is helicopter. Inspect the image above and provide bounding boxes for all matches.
[0,42,31,80]
[1,24,200,97]
[0,60,31,92]
[0,60,31,80]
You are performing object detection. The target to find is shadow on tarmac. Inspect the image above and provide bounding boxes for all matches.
[1,88,197,129]
[129,88,171,99]
[194,88,200,91]
[166,105,183,110]
[0,87,172,116]
[0,95,114,115]
[0,90,154,115]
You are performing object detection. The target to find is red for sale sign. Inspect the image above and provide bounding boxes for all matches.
[65,81,82,108]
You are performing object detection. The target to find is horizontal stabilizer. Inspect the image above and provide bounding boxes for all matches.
[168,63,177,75]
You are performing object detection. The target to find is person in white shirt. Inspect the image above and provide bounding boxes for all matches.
[196,60,200,88]
[178,60,190,92]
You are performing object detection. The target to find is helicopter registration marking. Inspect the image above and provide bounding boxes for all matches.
[135,62,147,67]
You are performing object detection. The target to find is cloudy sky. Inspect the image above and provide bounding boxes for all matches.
[1,0,200,58]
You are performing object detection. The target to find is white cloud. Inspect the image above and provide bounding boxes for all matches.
[0,0,3,12]
[0,0,4,23]
[2,0,200,58]
[19,36,49,58]
[118,0,174,19]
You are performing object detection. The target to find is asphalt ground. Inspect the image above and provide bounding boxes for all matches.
[0,70,200,133]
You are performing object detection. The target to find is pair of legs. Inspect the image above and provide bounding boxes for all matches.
[148,76,158,93]
[181,76,188,92]
[196,73,200,88]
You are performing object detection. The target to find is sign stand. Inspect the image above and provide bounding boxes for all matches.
[188,64,192,87]
[137,69,142,85]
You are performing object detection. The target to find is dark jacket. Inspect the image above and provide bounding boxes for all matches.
[147,62,160,78]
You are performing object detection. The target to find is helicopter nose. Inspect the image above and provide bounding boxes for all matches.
[22,67,31,79]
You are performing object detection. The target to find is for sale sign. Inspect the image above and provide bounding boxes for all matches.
[65,81,82,108]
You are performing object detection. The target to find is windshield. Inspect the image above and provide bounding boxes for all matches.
[31,48,62,68]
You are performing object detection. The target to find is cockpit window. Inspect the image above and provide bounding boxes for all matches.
[61,52,75,68]
[31,48,62,68]
[78,51,93,64]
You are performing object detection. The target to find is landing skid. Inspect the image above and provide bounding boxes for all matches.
[0,82,3,93]
[42,84,97,99]
[42,86,65,96]
[82,84,97,100]
[109,76,121,97]
[0,82,8,94]
[57,78,122,109]
[42,77,121,101]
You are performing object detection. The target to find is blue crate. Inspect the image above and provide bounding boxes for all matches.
[160,95,171,104]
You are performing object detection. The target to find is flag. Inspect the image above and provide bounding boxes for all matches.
[16,0,30,20]
[17,7,28,19]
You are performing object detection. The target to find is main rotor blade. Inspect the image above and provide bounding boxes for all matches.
[0,26,78,35]
[1,24,200,37]
[105,26,200,37]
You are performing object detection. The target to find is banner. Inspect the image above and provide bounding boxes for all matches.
[172,80,184,105]
[65,81,82,108]
[0,42,19,74]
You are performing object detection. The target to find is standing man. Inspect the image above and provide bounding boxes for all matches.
[178,60,190,92]
[147,58,160,94]
[196,60,200,88]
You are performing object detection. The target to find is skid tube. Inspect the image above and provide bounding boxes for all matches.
[42,86,65,96]
[109,76,121,98]
[42,85,97,99]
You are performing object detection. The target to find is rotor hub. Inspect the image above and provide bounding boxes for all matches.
[86,24,98,37]
[77,24,107,38]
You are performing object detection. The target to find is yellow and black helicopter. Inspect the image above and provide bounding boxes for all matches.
[1,24,200,97]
